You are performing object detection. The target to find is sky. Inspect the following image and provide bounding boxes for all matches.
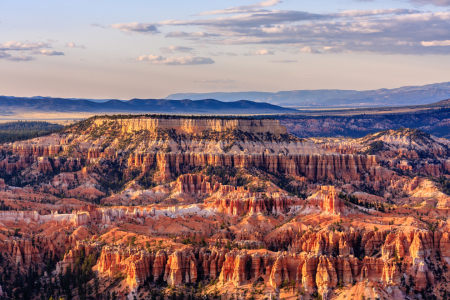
[1,0,450,99]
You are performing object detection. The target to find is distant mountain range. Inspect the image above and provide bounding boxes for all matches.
[0,97,296,116]
[167,82,450,107]
[2,81,450,119]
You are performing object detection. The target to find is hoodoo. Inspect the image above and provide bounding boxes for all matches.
[0,115,450,300]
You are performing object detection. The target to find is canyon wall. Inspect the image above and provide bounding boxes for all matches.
[85,228,447,300]
[128,152,380,183]
[211,192,303,216]
[93,118,287,135]
[0,185,343,227]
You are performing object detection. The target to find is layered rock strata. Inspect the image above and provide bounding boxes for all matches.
[93,118,287,135]
[128,152,379,183]
[90,227,446,300]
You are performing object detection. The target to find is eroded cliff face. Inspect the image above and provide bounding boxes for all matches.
[84,227,448,300]
[0,115,394,210]
[206,185,346,218]
[279,111,450,140]
[131,151,380,183]
[174,174,224,195]
[2,116,450,300]
[47,195,444,299]
[210,191,302,216]
[312,128,450,177]
[95,246,201,289]
[2,230,88,275]
[93,118,287,135]
[56,240,98,274]
[4,238,41,267]
[307,186,346,215]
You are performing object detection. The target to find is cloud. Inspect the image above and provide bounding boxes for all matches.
[0,41,50,51]
[299,46,321,54]
[39,50,64,56]
[4,54,36,62]
[184,11,450,54]
[7,55,36,61]
[158,9,417,29]
[0,51,10,59]
[111,22,159,34]
[91,23,106,28]
[270,59,298,63]
[66,42,86,49]
[421,40,450,46]
[209,52,238,57]
[160,46,194,53]
[335,9,419,18]
[165,31,221,38]
[159,11,327,28]
[115,3,450,55]
[0,41,59,61]
[197,0,282,16]
[245,49,274,55]
[137,55,215,65]
[410,0,450,6]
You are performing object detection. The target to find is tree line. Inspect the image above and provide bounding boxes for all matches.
[0,121,62,143]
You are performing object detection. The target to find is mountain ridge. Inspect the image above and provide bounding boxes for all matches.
[0,97,296,115]
[167,81,450,107]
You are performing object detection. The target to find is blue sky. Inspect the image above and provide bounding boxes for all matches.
[1,0,450,99]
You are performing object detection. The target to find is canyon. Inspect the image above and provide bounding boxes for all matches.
[0,115,449,300]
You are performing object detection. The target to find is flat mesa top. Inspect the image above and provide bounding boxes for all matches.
[93,117,287,135]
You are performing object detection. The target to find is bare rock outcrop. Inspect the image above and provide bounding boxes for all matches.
[163,248,198,286]
[94,118,287,135]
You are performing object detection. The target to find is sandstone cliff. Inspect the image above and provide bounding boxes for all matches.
[93,117,287,135]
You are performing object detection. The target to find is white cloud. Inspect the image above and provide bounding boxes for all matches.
[39,50,64,56]
[137,55,215,65]
[336,9,419,18]
[0,41,50,51]
[113,4,450,55]
[111,22,159,34]
[158,11,326,28]
[421,40,450,46]
[159,9,418,29]
[66,42,86,49]
[245,49,274,55]
[0,41,58,61]
[209,52,238,57]
[221,11,450,54]
[299,46,321,54]
[161,46,194,53]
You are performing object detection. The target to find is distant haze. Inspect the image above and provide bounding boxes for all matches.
[167,82,450,107]
[0,97,296,119]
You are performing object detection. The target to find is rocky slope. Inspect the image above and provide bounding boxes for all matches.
[0,116,449,300]
[277,106,450,138]
[312,128,450,177]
